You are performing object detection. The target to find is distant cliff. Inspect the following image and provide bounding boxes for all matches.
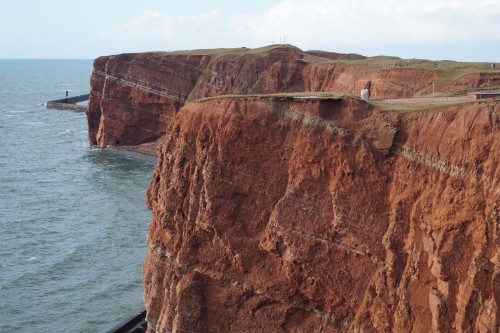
[86,45,500,149]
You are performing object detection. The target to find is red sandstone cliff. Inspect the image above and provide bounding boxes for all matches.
[87,45,500,149]
[85,45,500,332]
[143,96,499,332]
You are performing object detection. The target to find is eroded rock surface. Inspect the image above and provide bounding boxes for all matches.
[144,96,499,332]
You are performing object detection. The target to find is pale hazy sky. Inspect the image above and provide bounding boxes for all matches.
[1,0,499,61]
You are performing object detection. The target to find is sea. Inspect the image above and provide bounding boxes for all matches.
[0,59,155,332]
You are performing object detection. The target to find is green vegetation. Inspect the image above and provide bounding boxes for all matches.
[368,99,473,113]
[339,53,368,61]
[164,44,301,56]
[303,51,499,81]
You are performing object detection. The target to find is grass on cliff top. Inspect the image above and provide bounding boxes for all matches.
[368,99,479,113]
[166,44,301,56]
[337,55,496,70]
[193,91,490,114]
[326,54,499,80]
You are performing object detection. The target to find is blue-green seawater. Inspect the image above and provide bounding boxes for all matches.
[0,60,154,332]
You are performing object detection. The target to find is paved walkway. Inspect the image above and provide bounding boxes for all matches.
[381,96,472,104]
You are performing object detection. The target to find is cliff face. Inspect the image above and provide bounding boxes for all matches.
[87,53,205,147]
[86,45,499,331]
[87,45,499,148]
[144,96,499,332]
[87,46,305,148]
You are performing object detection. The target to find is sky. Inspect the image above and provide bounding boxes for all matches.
[0,0,499,62]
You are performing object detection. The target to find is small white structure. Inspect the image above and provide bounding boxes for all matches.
[361,89,369,101]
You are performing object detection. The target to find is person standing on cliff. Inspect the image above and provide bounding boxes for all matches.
[66,90,68,98]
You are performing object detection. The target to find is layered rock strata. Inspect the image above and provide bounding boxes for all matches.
[87,45,500,149]
[144,96,499,332]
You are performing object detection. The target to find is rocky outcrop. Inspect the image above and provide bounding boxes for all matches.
[144,96,499,332]
[87,45,500,149]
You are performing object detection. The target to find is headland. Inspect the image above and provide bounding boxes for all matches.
[88,45,499,333]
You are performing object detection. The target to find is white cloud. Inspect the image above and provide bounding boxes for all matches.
[101,10,224,44]
[100,0,500,60]
[251,0,500,47]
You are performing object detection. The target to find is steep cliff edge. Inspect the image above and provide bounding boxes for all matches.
[143,96,499,332]
[87,45,304,148]
[87,45,500,149]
